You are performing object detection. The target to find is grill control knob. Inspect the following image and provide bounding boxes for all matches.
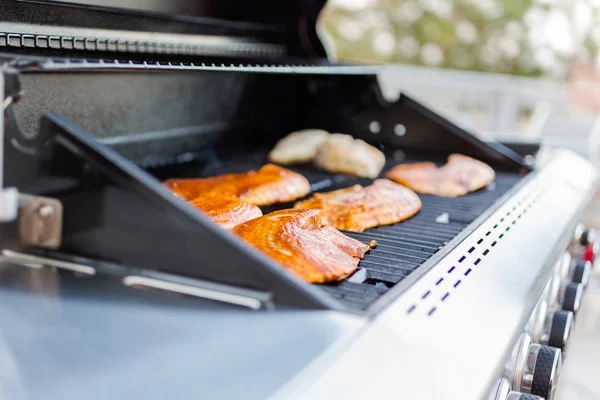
[540,310,573,353]
[520,344,562,400]
[583,242,599,263]
[571,260,591,286]
[579,229,595,246]
[558,282,583,314]
[572,223,585,244]
[506,393,544,400]
[494,378,544,400]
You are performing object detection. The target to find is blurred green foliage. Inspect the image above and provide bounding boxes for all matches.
[321,0,598,78]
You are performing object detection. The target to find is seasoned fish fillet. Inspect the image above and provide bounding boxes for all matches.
[232,209,370,283]
[189,194,263,230]
[386,154,496,197]
[268,129,330,164]
[164,164,311,206]
[314,133,385,178]
[294,179,422,232]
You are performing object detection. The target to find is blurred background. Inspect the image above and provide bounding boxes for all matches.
[318,0,600,162]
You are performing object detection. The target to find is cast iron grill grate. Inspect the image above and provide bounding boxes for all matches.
[147,149,523,311]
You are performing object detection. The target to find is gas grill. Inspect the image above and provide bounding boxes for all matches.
[0,1,599,400]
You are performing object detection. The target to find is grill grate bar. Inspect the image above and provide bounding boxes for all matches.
[355,261,420,277]
[345,231,444,249]
[369,245,437,259]
[374,224,464,238]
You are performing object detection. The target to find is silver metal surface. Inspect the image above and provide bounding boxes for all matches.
[0,187,18,222]
[508,334,533,392]
[2,250,95,275]
[0,22,285,58]
[494,378,512,400]
[294,150,598,400]
[545,274,561,308]
[0,73,18,223]
[1,95,12,111]
[557,252,572,282]
[540,311,554,345]
[122,276,262,310]
[529,300,548,343]
[521,343,541,395]
[0,261,366,400]
[33,59,382,75]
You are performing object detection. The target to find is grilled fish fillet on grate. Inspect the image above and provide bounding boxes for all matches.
[188,194,263,230]
[385,154,495,197]
[294,179,422,232]
[164,164,311,206]
[268,129,330,164]
[232,209,370,283]
[164,164,310,228]
[314,134,385,178]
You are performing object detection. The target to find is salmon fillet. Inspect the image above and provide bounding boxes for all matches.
[294,179,422,232]
[164,164,311,206]
[314,134,385,178]
[385,154,496,197]
[232,209,370,283]
[268,129,330,164]
[188,194,263,230]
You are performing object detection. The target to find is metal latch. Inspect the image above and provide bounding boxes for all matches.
[18,194,63,249]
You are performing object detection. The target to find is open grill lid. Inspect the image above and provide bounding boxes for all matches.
[1,0,329,60]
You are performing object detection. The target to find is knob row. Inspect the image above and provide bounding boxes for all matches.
[507,334,562,400]
[501,226,594,400]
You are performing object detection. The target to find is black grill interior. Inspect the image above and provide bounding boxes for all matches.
[147,148,523,310]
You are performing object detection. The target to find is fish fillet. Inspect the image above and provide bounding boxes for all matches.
[189,194,263,230]
[268,129,330,164]
[232,209,370,283]
[164,164,311,206]
[314,133,385,178]
[294,179,422,232]
[386,154,495,197]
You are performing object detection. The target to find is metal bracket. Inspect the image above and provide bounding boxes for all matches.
[18,194,63,249]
